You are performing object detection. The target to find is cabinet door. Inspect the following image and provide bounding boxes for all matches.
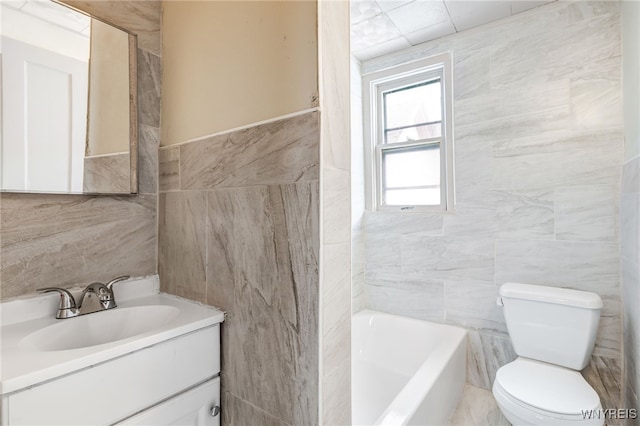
[119,377,220,426]
[5,326,220,425]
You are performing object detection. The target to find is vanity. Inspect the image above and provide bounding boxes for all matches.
[0,276,224,425]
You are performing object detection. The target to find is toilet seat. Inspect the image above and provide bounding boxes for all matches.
[492,358,603,425]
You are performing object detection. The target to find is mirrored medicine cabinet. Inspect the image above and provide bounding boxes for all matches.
[0,0,138,194]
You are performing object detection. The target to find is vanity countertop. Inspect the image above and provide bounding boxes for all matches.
[0,276,224,395]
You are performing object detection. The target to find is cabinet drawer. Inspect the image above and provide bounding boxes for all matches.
[5,325,219,425]
[119,377,220,426]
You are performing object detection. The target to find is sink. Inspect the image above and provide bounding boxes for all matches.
[1,277,225,425]
[1,279,224,396]
[20,305,180,351]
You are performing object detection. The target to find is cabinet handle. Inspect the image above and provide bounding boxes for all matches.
[210,405,220,417]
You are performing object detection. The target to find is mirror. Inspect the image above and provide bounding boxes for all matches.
[0,0,138,194]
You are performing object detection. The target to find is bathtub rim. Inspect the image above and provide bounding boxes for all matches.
[352,309,468,425]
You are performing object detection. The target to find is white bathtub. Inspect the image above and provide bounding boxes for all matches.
[352,310,467,426]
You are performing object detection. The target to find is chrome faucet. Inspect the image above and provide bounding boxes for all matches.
[37,275,129,319]
[78,281,116,311]
[36,287,79,319]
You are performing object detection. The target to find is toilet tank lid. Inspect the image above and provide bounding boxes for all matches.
[500,283,603,309]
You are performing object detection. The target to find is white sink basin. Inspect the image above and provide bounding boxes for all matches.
[1,277,225,396]
[20,305,180,351]
[0,277,225,425]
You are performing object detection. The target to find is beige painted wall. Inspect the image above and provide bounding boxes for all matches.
[161,0,318,146]
[623,0,640,161]
[86,19,130,156]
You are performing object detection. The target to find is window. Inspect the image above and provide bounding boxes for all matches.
[363,54,454,211]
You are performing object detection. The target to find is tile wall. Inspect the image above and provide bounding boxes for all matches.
[318,1,352,424]
[0,1,161,299]
[83,153,131,193]
[622,1,640,420]
[351,55,366,314]
[158,112,320,425]
[357,0,624,411]
[622,155,640,418]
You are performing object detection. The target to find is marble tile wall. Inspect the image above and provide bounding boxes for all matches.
[621,1,640,419]
[319,1,351,424]
[0,1,161,300]
[158,111,320,426]
[0,193,157,298]
[351,55,366,314]
[83,153,131,193]
[621,155,640,418]
[358,0,624,408]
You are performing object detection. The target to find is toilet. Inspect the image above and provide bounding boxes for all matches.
[493,283,605,426]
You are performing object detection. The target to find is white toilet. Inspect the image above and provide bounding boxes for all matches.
[493,282,605,426]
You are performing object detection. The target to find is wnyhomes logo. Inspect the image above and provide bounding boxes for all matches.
[581,409,637,420]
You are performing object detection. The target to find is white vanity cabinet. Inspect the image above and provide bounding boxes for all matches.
[0,278,225,426]
[121,377,220,426]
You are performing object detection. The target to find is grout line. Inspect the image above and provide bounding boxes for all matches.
[177,147,181,191]
[156,179,320,194]
[622,153,640,166]
[159,108,319,149]
[493,238,497,287]
[553,187,557,241]
[224,390,293,426]
[203,190,209,305]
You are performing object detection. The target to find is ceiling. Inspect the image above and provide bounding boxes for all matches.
[351,0,555,61]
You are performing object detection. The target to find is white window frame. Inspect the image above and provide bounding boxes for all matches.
[362,53,454,212]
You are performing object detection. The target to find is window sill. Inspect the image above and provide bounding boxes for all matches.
[369,205,455,214]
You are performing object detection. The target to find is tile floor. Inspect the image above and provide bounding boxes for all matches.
[449,384,510,426]
[449,377,626,426]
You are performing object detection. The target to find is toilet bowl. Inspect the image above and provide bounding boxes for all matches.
[493,283,604,426]
[493,358,603,426]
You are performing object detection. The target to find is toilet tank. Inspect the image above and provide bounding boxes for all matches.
[499,283,602,370]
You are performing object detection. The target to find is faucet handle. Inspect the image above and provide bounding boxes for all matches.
[37,287,79,318]
[106,275,130,290]
[37,287,77,309]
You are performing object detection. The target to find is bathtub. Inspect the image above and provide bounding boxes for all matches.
[352,310,467,426]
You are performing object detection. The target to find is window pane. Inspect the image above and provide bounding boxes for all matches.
[385,123,441,143]
[386,188,441,206]
[383,145,440,189]
[384,80,442,131]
